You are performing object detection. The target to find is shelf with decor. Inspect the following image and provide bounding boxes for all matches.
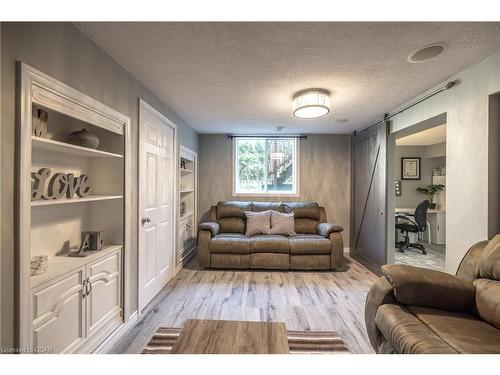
[32,136,124,159]
[31,195,123,207]
[18,63,131,354]
[177,146,198,269]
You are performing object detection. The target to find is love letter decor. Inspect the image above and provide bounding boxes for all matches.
[31,168,92,201]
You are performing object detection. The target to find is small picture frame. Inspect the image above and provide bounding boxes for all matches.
[401,157,421,180]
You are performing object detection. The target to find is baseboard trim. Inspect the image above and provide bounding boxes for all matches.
[95,311,139,354]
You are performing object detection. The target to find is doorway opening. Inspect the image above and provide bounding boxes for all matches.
[388,114,446,271]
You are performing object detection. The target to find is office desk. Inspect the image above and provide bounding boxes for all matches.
[395,208,446,245]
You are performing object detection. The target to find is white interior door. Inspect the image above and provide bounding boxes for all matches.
[139,100,176,312]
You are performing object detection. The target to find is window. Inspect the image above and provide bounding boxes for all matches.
[234,137,298,195]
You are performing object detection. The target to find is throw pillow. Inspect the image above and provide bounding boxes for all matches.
[245,210,272,236]
[270,211,297,236]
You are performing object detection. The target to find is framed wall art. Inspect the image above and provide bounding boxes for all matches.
[401,157,421,180]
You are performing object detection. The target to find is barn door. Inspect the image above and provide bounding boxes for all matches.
[350,122,388,272]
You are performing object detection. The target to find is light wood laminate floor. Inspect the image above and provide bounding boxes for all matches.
[395,240,446,271]
[110,254,378,354]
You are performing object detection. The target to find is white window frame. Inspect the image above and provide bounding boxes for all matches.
[232,137,300,197]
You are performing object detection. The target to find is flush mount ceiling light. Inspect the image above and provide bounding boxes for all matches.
[293,89,330,119]
[408,43,447,63]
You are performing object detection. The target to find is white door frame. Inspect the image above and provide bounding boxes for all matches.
[138,98,178,313]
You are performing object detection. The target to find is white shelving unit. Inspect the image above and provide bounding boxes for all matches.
[177,146,198,268]
[31,195,123,206]
[32,136,124,159]
[18,63,131,353]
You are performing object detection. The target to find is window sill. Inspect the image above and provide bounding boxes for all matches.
[233,192,300,198]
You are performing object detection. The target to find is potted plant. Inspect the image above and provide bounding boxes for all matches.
[416,184,445,209]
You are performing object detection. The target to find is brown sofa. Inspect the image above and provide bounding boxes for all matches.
[365,235,500,354]
[197,201,344,270]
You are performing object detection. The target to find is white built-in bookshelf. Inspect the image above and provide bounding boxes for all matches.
[18,63,131,353]
[177,146,197,267]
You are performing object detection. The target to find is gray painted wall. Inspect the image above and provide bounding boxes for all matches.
[489,95,500,238]
[389,50,500,273]
[198,134,351,245]
[395,145,446,209]
[1,22,199,346]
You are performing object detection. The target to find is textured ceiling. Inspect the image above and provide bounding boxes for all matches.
[396,124,446,146]
[77,22,500,134]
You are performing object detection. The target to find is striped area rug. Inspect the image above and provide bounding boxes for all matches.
[142,327,349,354]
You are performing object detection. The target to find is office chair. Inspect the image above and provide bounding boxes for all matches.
[395,200,430,254]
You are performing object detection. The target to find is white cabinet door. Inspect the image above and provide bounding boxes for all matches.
[177,223,186,265]
[139,100,176,311]
[429,213,446,245]
[31,268,85,353]
[185,217,195,249]
[86,250,122,338]
[177,216,195,265]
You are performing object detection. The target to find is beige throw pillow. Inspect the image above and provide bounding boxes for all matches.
[245,210,272,236]
[270,211,297,236]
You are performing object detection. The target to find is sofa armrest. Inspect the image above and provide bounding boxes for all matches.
[381,264,476,312]
[317,222,343,238]
[329,232,344,270]
[198,222,219,268]
[365,277,396,352]
[199,222,220,237]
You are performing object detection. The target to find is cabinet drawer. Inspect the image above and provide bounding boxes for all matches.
[87,249,121,277]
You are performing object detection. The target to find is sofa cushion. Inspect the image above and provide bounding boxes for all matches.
[210,254,250,268]
[477,234,500,280]
[290,255,331,270]
[376,304,500,354]
[407,306,500,354]
[218,217,245,234]
[216,201,252,219]
[210,233,250,254]
[270,211,297,236]
[381,264,476,312]
[252,201,284,212]
[294,218,319,234]
[473,278,500,330]
[249,234,290,253]
[289,234,331,254]
[245,210,272,236]
[375,304,456,354]
[250,253,289,269]
[283,202,320,220]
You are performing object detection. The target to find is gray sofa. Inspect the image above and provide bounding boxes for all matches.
[197,201,344,270]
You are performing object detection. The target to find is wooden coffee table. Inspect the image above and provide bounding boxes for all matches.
[170,319,290,354]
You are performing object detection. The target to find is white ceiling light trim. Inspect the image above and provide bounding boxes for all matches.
[293,89,331,119]
[408,43,447,63]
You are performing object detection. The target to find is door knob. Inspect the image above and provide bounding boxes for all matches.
[141,217,151,226]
